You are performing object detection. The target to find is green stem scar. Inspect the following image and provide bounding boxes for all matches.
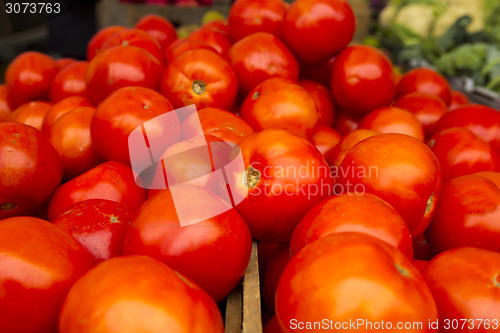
[245,166,261,189]
[192,80,207,95]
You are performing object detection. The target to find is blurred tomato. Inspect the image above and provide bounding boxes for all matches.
[55,57,77,69]
[449,90,470,110]
[49,61,88,102]
[308,124,341,159]
[9,101,52,131]
[396,68,452,106]
[187,26,233,60]
[299,79,336,126]
[0,85,12,122]
[86,25,127,61]
[299,57,335,88]
[264,316,284,333]
[42,96,94,135]
[333,108,361,135]
[258,241,281,280]
[164,38,217,64]
[413,259,428,271]
[135,14,178,49]
[412,234,434,261]
[262,244,290,313]
[328,128,379,167]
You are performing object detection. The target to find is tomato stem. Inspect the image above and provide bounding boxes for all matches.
[192,80,207,95]
[1,203,17,211]
[245,166,261,189]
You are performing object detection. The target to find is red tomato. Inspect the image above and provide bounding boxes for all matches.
[413,234,434,261]
[48,161,147,220]
[240,78,318,137]
[328,128,379,167]
[264,316,284,333]
[282,0,355,64]
[164,38,217,64]
[358,106,425,141]
[91,86,178,165]
[55,57,77,69]
[262,244,290,313]
[228,0,287,42]
[229,32,299,96]
[449,90,470,110]
[58,255,224,333]
[331,45,396,116]
[338,133,442,236]
[0,85,12,122]
[426,173,500,254]
[234,129,333,242]
[42,96,94,135]
[396,68,452,106]
[53,199,133,263]
[258,241,281,280]
[5,51,59,108]
[299,57,335,88]
[187,26,233,60]
[308,124,341,160]
[86,45,164,104]
[299,79,335,126]
[86,25,127,61]
[276,233,437,333]
[290,193,413,258]
[123,184,252,302]
[135,14,178,50]
[413,259,428,271]
[161,49,238,110]
[0,122,63,219]
[49,61,88,102]
[9,100,52,131]
[0,217,93,333]
[333,108,361,135]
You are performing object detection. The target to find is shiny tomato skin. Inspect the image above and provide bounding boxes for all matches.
[91,86,178,165]
[9,100,52,131]
[42,96,94,135]
[135,14,178,50]
[187,26,233,60]
[449,90,470,110]
[396,68,452,106]
[0,85,13,122]
[0,217,94,333]
[331,46,396,116]
[328,128,379,167]
[308,124,341,159]
[86,25,127,61]
[53,199,134,263]
[338,133,442,236]
[161,49,238,110]
[262,244,290,313]
[276,233,438,333]
[0,122,63,219]
[164,38,217,65]
[282,0,355,64]
[229,32,299,96]
[48,161,147,221]
[86,45,164,104]
[58,255,224,333]
[123,184,252,302]
[49,61,88,102]
[299,79,335,126]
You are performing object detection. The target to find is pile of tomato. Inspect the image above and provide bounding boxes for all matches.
[1,0,500,332]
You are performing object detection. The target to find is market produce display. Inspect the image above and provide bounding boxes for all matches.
[0,0,500,332]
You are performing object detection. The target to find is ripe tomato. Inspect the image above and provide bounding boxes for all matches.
[0,122,63,219]
[0,217,94,333]
[396,68,452,106]
[338,133,442,236]
[449,90,470,110]
[358,106,425,141]
[233,129,333,243]
[229,32,299,96]
[86,25,127,61]
[86,45,164,104]
[299,57,335,88]
[308,124,341,159]
[161,49,238,110]
[412,234,434,261]
[49,61,88,102]
[276,233,437,333]
[328,128,379,167]
[413,259,428,271]
[164,38,217,64]
[299,79,335,126]
[187,26,233,60]
[58,255,224,333]
[228,0,287,42]
[0,85,13,122]
[240,78,318,137]
[42,96,94,135]
[123,184,252,302]
[9,101,52,131]
[5,51,59,108]
[48,161,147,220]
[282,0,355,64]
[91,86,178,165]
[135,14,178,50]
[331,45,396,116]
[426,173,500,254]
[262,244,290,313]
[333,108,361,135]
[56,57,77,69]
[265,316,284,333]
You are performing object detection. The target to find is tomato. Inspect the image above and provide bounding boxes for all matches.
[86,45,164,104]
[9,101,52,131]
[5,51,59,108]
[233,129,333,243]
[282,0,355,64]
[290,193,413,258]
[413,234,434,261]
[49,61,88,102]
[86,25,127,61]
[161,49,238,110]
[91,86,178,165]
[42,96,94,135]
[229,32,299,96]
[426,173,500,254]
[299,57,335,88]
[298,79,335,126]
[396,68,452,106]
[333,108,361,135]
[358,106,425,141]
[328,128,379,167]
[449,90,470,110]
[164,38,217,64]
[331,45,396,116]
[276,233,437,333]
[58,255,224,333]
[264,316,284,333]
[0,122,63,219]
[413,259,428,272]
[240,78,318,137]
[55,57,77,69]
[135,14,178,50]
[422,247,500,332]
[53,199,133,263]
[258,241,281,280]
[308,124,341,160]
[123,184,252,302]
[338,133,442,236]
[262,244,290,313]
[0,217,94,333]
[187,26,233,60]
[228,0,286,42]
[48,161,147,221]
[0,85,12,122]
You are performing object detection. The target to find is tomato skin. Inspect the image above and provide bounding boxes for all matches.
[48,161,147,221]
[276,233,437,333]
[299,79,335,126]
[58,255,224,333]
[328,128,379,167]
[308,124,341,159]
[86,25,127,61]
[0,217,94,333]
[187,26,233,60]
[333,108,361,135]
[449,90,470,110]
[56,57,77,69]
[396,68,452,106]
[282,0,355,64]
[338,133,442,237]
[229,32,299,96]
[299,57,335,88]
[264,316,284,333]
[0,85,13,122]
[49,61,89,103]
[262,244,290,313]
[135,14,178,50]
[9,101,53,131]
[413,234,434,261]
[331,46,396,116]
[86,45,164,104]
[42,96,94,135]
[164,39,217,65]
[123,184,252,302]
[0,122,63,219]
